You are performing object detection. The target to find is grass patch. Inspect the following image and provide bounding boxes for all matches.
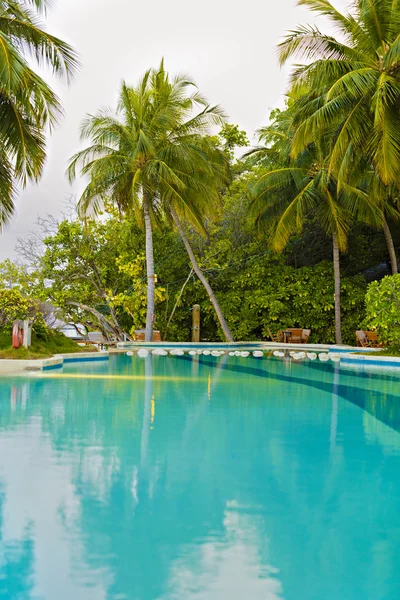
[0,327,97,359]
[352,347,400,358]
[372,348,400,358]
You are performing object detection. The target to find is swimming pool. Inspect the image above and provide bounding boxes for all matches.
[1,353,399,599]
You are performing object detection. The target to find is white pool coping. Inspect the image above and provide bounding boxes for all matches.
[116,341,380,353]
[117,342,400,369]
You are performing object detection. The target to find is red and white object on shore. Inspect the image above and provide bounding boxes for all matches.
[12,321,23,348]
[12,320,32,349]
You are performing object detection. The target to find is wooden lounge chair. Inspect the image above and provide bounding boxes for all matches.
[365,331,382,348]
[134,329,162,342]
[356,330,368,347]
[287,328,303,343]
[301,329,311,344]
[267,327,283,343]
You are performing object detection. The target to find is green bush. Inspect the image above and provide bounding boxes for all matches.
[218,259,366,345]
[0,288,33,325]
[365,274,400,349]
[0,326,95,359]
[161,256,367,344]
[32,316,50,341]
[0,288,56,344]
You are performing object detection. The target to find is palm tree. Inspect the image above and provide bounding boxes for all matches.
[68,62,234,342]
[250,121,381,344]
[278,0,400,273]
[0,0,78,226]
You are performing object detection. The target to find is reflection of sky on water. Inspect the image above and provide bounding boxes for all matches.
[0,423,108,599]
[0,354,400,599]
[162,507,283,600]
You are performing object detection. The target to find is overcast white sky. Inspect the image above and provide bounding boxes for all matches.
[1,0,347,260]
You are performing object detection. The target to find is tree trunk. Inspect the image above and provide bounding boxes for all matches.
[383,217,398,275]
[166,269,194,330]
[66,301,125,340]
[143,194,155,342]
[171,209,234,342]
[332,233,342,345]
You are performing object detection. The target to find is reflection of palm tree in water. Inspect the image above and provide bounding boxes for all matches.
[140,354,153,469]
[330,365,339,454]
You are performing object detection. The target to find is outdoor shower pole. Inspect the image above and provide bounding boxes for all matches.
[192,305,200,343]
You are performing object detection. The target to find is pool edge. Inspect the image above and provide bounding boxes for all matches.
[0,351,110,375]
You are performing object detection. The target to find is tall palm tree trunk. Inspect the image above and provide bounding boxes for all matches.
[332,233,342,345]
[383,217,398,275]
[143,194,155,342]
[171,209,234,342]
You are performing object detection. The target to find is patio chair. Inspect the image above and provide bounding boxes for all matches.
[267,327,283,343]
[356,330,368,347]
[365,331,382,348]
[287,328,303,343]
[134,329,162,342]
[301,329,311,344]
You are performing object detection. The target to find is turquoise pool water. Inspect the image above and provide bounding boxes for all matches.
[1,353,400,599]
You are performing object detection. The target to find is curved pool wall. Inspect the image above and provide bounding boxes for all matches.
[0,352,109,374]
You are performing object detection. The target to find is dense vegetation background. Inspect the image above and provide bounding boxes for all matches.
[3,170,399,346]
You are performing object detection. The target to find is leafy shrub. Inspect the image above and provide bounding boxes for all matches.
[161,256,367,344]
[32,315,50,341]
[218,259,366,345]
[0,326,95,359]
[0,288,53,341]
[365,274,400,349]
[0,288,33,325]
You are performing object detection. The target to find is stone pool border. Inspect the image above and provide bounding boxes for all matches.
[117,342,400,368]
[116,341,381,355]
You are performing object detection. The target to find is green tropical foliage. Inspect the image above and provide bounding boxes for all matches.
[0,0,78,225]
[276,0,400,274]
[0,284,87,358]
[0,287,32,325]
[244,0,400,346]
[0,325,93,358]
[365,274,400,349]
[249,103,382,343]
[278,0,400,185]
[15,187,372,346]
